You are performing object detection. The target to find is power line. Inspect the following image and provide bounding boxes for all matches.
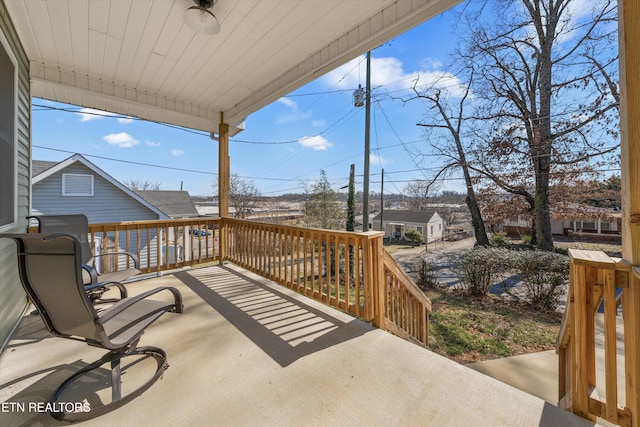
[34,144,620,192]
[33,145,217,176]
[32,103,211,137]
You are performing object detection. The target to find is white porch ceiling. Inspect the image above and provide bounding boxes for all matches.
[6,0,460,135]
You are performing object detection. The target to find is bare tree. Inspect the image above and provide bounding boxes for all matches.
[413,80,490,247]
[124,178,162,191]
[404,180,441,211]
[218,174,261,219]
[459,0,619,250]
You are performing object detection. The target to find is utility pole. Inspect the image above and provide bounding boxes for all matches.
[362,51,371,232]
[379,168,384,231]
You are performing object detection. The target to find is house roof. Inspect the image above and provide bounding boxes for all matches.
[5,0,460,135]
[32,153,167,218]
[135,190,199,218]
[31,160,58,177]
[372,209,438,224]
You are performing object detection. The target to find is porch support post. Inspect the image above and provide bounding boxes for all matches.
[218,114,230,260]
[618,0,640,425]
[218,114,230,218]
[368,232,386,329]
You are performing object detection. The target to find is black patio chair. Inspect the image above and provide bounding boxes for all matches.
[1,232,183,421]
[27,214,141,302]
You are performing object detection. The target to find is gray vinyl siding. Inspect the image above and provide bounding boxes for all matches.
[0,0,31,351]
[32,162,161,223]
[32,162,164,271]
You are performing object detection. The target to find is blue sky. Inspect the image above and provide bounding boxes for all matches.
[32,0,611,198]
[32,4,466,198]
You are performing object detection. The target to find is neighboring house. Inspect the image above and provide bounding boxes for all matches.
[32,154,167,223]
[135,190,199,219]
[134,191,201,264]
[494,208,621,238]
[31,154,184,270]
[372,210,444,244]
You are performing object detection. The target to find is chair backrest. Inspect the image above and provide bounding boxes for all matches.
[28,214,93,265]
[6,233,102,342]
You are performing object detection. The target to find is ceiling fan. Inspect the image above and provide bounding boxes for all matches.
[183,0,221,35]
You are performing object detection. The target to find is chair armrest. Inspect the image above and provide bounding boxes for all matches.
[98,286,184,323]
[81,264,99,284]
[25,215,42,232]
[92,251,140,269]
[85,280,128,299]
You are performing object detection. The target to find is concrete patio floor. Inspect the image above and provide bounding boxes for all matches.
[1,263,596,426]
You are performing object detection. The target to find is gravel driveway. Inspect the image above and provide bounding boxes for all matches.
[390,237,476,288]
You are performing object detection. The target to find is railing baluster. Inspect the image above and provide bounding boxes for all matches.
[84,218,428,350]
[623,269,640,427]
[604,269,618,423]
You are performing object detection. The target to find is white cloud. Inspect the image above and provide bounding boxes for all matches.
[519,0,611,45]
[146,140,161,147]
[323,55,469,99]
[278,98,298,109]
[172,149,184,156]
[297,135,332,151]
[276,97,312,124]
[566,0,605,22]
[370,153,389,166]
[77,107,132,123]
[103,132,139,148]
[419,57,443,70]
[78,108,113,122]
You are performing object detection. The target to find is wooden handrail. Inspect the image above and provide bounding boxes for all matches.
[222,218,376,319]
[557,249,638,427]
[381,250,431,347]
[36,216,430,348]
[87,218,222,273]
[221,218,430,347]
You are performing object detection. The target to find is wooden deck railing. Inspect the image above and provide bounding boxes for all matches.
[382,250,431,347]
[223,218,430,345]
[224,219,375,319]
[87,218,222,273]
[70,217,429,347]
[557,249,640,427]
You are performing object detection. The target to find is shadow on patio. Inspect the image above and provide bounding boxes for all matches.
[177,266,370,368]
[0,264,593,426]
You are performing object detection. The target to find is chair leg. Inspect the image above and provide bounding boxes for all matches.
[49,346,168,422]
[111,358,122,402]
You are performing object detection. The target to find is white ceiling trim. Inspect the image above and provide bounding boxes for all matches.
[11,0,462,135]
[31,71,245,136]
[224,0,459,126]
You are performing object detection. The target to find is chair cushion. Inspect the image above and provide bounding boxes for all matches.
[100,298,174,348]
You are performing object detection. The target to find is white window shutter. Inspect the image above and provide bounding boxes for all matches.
[62,174,94,196]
